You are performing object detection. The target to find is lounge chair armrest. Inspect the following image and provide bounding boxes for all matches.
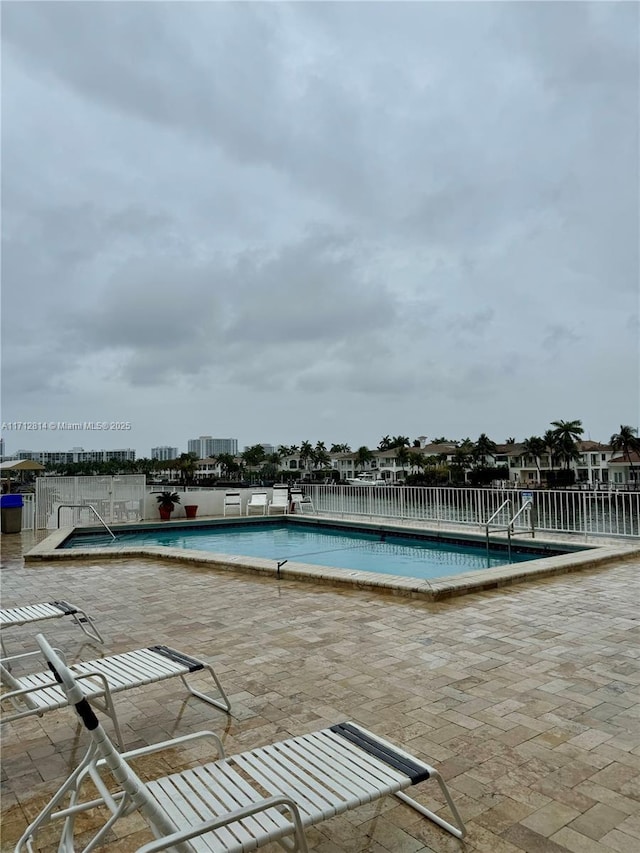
[95,729,226,767]
[135,795,304,853]
[1,646,67,668]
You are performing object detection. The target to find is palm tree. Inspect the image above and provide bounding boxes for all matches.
[330,443,351,453]
[610,425,640,484]
[550,419,584,469]
[354,446,374,473]
[522,436,546,481]
[390,435,411,449]
[176,452,199,486]
[216,453,238,480]
[395,445,411,478]
[378,436,393,450]
[313,441,331,470]
[408,450,425,473]
[299,441,314,474]
[473,433,497,467]
[543,429,559,473]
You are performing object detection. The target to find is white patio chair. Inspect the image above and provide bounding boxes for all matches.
[17,633,465,853]
[222,491,242,516]
[0,600,104,659]
[246,492,268,516]
[1,641,231,750]
[290,488,316,514]
[267,487,290,514]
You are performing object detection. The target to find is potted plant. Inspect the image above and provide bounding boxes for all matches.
[156,491,180,521]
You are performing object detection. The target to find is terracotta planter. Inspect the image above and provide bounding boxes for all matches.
[159,506,173,521]
[185,505,198,519]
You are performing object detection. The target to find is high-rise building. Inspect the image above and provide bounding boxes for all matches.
[15,448,136,464]
[151,446,178,461]
[187,436,238,459]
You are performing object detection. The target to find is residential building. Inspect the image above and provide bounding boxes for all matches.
[15,448,136,464]
[187,436,238,458]
[151,446,178,461]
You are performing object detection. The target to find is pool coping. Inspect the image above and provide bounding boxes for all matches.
[25,515,640,600]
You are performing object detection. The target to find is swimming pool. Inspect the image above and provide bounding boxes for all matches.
[61,519,569,580]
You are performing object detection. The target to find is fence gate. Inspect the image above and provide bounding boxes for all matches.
[35,475,146,530]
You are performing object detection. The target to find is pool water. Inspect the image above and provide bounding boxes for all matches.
[62,521,557,580]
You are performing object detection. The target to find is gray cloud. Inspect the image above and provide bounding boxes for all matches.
[1,1,638,452]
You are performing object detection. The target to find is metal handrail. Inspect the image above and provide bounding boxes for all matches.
[485,499,511,527]
[56,504,116,540]
[485,499,512,564]
[510,499,535,538]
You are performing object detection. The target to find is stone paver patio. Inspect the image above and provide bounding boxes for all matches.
[1,529,639,852]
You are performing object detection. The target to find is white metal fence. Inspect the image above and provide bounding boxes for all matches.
[304,485,640,538]
[21,493,35,530]
[35,475,147,530]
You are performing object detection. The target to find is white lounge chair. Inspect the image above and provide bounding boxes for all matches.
[246,492,268,516]
[268,487,290,514]
[1,642,231,750]
[0,600,104,659]
[17,634,466,853]
[222,491,242,516]
[290,488,315,515]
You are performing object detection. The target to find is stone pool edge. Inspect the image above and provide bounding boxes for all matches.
[25,526,640,601]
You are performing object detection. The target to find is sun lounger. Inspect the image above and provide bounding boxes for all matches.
[1,642,231,750]
[290,487,316,514]
[0,600,104,659]
[267,487,289,514]
[223,491,242,516]
[16,634,465,853]
[246,492,268,515]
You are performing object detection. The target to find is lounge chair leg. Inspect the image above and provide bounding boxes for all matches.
[180,664,232,714]
[70,609,105,645]
[394,770,466,839]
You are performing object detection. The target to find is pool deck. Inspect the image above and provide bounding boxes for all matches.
[2,527,640,852]
[26,513,640,600]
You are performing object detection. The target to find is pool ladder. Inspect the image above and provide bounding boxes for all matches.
[57,504,116,540]
[484,499,535,564]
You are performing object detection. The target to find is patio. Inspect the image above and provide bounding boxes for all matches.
[1,529,639,852]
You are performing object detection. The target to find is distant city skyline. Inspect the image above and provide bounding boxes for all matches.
[2,418,634,460]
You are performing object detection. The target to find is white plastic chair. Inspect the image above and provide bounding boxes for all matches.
[222,491,242,516]
[246,492,268,516]
[17,635,466,853]
[290,488,315,514]
[267,487,290,514]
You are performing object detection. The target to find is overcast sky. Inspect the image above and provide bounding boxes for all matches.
[1,1,638,456]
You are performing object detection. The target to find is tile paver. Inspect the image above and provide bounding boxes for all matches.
[1,529,639,852]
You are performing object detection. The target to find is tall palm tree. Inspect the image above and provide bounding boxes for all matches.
[378,436,393,450]
[395,445,411,477]
[543,430,559,473]
[354,446,374,472]
[408,450,425,473]
[299,441,314,474]
[390,435,411,449]
[313,441,331,470]
[330,443,351,453]
[550,419,584,469]
[610,425,640,484]
[522,436,546,481]
[176,452,199,486]
[473,433,497,467]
